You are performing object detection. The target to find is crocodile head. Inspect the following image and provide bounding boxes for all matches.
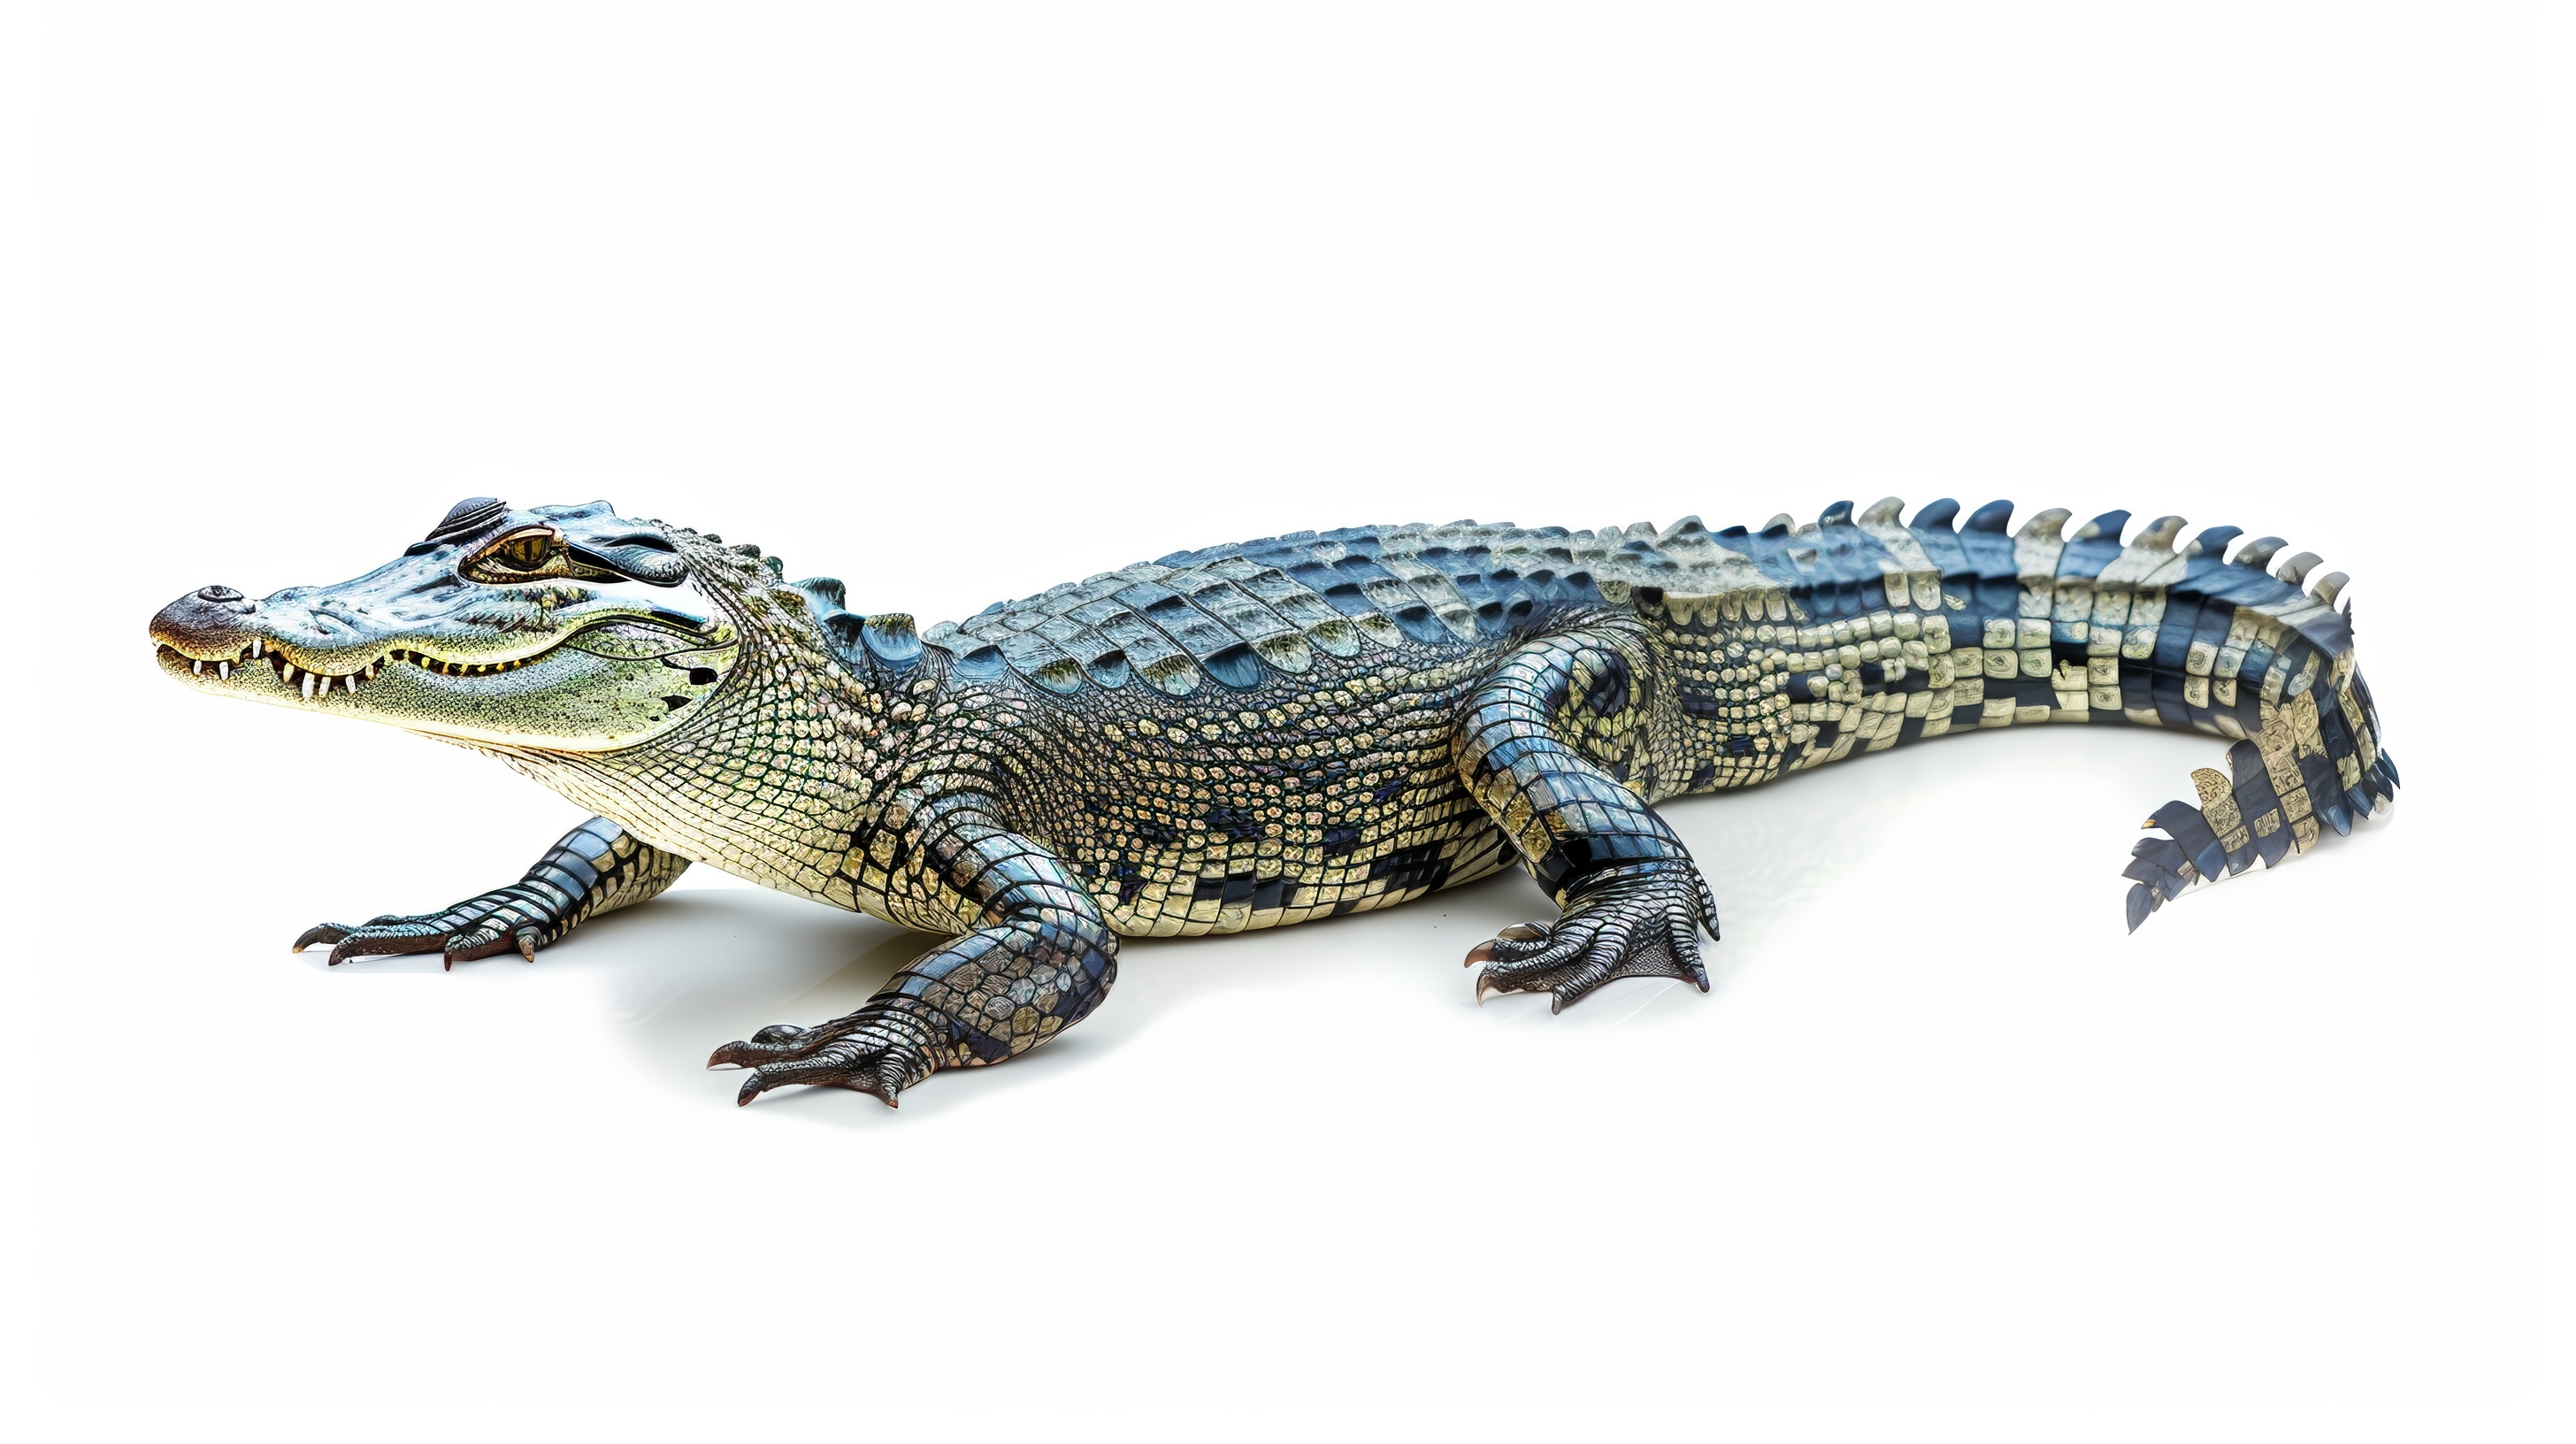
[148,498,743,749]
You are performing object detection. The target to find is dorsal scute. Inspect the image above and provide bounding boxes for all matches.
[899,507,2358,700]
[2231,536,2288,570]
[2075,510,2131,542]
[917,520,1790,695]
[787,574,923,676]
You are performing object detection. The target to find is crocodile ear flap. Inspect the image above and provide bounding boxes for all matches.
[526,501,691,587]
[567,533,690,587]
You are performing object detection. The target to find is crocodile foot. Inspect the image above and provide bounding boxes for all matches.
[707,1002,943,1109]
[1465,860,1719,1011]
[294,897,551,969]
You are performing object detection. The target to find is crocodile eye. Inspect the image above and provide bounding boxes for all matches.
[496,534,553,570]
[467,528,563,580]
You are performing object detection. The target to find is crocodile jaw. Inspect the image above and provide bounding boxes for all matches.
[146,501,746,750]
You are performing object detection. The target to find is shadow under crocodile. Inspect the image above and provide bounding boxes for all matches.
[412,724,2251,1123]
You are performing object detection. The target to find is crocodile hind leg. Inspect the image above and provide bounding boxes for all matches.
[1452,623,1719,1011]
[709,802,1116,1108]
[293,815,689,968]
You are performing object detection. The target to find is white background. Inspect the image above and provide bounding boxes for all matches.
[11,3,2566,1440]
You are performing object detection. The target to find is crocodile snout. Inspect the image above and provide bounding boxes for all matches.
[150,584,261,656]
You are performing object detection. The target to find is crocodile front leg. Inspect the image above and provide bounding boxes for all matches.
[1453,623,1719,1010]
[709,801,1116,1108]
[292,816,689,968]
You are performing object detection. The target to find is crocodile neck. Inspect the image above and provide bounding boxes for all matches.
[478,530,930,911]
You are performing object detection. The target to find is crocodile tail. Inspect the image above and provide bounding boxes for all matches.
[2123,574,2397,931]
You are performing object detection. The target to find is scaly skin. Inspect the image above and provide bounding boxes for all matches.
[293,816,691,968]
[150,495,2395,1107]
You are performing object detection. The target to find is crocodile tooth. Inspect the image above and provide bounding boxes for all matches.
[193,660,204,675]
[217,661,230,680]
[301,671,318,700]
[249,639,263,657]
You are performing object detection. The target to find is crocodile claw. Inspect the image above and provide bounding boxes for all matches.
[708,1005,941,1109]
[1466,862,1719,1011]
[294,911,546,968]
[1463,923,1548,970]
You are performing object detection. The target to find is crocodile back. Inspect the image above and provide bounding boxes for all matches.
[908,518,1774,701]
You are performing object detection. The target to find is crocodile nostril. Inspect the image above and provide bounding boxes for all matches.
[196,585,244,603]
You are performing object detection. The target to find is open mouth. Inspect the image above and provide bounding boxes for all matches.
[160,640,560,698]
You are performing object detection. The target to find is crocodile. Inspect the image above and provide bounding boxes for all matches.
[148,495,2396,1107]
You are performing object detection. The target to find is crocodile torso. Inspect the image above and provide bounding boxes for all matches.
[150,495,2394,1106]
